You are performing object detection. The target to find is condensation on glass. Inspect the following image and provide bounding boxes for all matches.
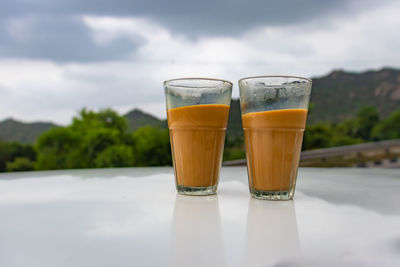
[164,78,233,195]
[239,76,312,200]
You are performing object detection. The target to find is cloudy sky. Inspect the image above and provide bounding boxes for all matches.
[0,0,399,124]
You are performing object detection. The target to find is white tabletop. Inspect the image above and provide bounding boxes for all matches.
[0,167,399,267]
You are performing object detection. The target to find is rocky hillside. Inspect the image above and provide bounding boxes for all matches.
[308,67,400,123]
[1,67,399,144]
[0,119,58,144]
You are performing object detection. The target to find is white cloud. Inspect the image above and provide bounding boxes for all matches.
[83,16,171,45]
[0,1,399,124]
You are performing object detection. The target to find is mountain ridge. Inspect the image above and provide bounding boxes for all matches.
[124,108,167,131]
[1,67,399,144]
[0,110,167,144]
[308,67,400,123]
[0,118,59,144]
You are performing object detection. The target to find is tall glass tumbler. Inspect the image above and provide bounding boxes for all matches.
[239,76,312,200]
[164,78,233,195]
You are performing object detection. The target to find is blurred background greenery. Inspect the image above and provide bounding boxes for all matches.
[1,68,400,172]
[1,103,399,172]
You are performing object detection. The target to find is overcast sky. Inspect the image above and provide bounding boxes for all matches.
[0,0,399,124]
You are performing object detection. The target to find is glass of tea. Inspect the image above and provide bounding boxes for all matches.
[239,76,312,200]
[164,78,233,195]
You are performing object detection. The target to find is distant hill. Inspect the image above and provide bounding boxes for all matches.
[124,109,167,131]
[0,119,58,144]
[226,67,400,131]
[1,67,399,144]
[308,67,400,123]
[0,109,168,144]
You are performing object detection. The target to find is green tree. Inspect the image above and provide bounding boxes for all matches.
[223,147,246,161]
[36,109,133,170]
[331,119,362,146]
[133,126,171,166]
[331,135,362,147]
[371,109,400,140]
[6,157,34,172]
[335,119,357,138]
[0,139,36,172]
[355,106,380,140]
[72,108,127,133]
[95,145,135,168]
[79,128,122,167]
[35,127,80,170]
[302,106,380,151]
[303,123,333,150]
[35,108,172,170]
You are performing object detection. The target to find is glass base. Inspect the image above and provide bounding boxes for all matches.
[177,184,218,196]
[250,189,294,200]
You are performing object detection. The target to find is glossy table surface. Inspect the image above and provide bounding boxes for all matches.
[0,167,399,267]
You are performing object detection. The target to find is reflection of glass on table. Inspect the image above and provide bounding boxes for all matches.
[243,198,300,266]
[170,194,226,267]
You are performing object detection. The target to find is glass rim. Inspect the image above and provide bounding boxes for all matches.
[238,75,312,84]
[163,77,233,87]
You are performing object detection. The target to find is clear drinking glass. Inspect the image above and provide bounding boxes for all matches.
[238,76,312,200]
[164,78,233,195]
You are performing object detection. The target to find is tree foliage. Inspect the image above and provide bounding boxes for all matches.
[133,127,171,166]
[372,109,400,140]
[35,108,171,170]
[6,157,34,172]
[1,106,399,172]
[94,145,135,168]
[301,106,384,150]
[35,127,80,169]
[0,140,36,172]
[355,106,380,140]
